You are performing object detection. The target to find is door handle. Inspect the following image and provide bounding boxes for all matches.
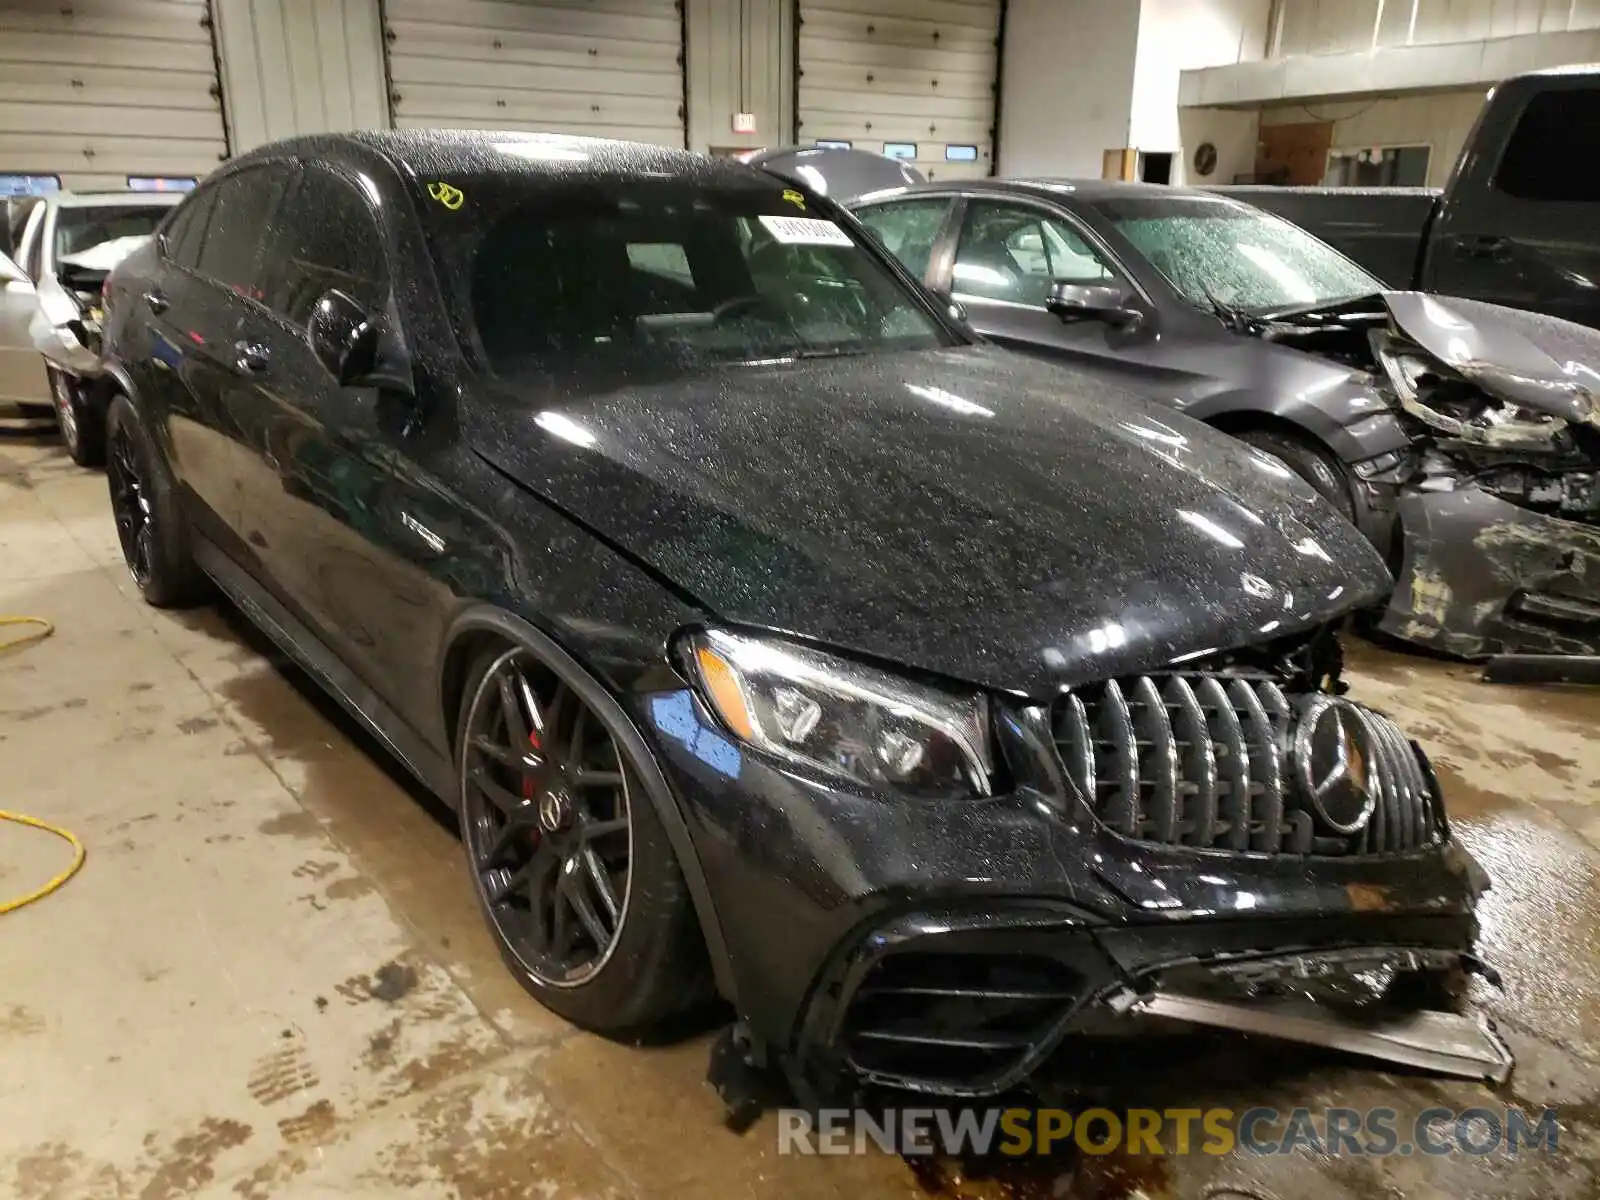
[142,290,168,314]
[234,340,271,373]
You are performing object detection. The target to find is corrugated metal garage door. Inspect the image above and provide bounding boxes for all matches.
[384,0,686,147]
[797,0,1000,180]
[0,0,227,191]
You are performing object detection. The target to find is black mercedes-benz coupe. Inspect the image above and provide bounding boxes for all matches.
[99,131,1487,1101]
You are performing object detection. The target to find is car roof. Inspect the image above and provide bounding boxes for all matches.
[860,177,1231,205]
[49,191,187,209]
[232,128,781,190]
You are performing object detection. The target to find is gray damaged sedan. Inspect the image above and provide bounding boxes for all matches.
[820,176,1600,671]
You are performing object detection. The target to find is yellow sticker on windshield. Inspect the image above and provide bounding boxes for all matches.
[782,188,807,211]
[428,181,465,210]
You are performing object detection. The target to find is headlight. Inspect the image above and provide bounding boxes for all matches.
[685,628,992,799]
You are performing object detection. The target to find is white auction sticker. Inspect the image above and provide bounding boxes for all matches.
[758,215,856,247]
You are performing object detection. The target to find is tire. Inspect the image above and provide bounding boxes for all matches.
[455,644,709,1035]
[1236,428,1356,521]
[104,393,208,608]
[48,367,105,468]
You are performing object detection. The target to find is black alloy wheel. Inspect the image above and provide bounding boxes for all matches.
[108,419,155,587]
[461,647,633,988]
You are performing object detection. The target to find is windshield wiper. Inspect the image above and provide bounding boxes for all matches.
[1199,285,1265,335]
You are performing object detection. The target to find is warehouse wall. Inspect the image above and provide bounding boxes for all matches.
[1273,0,1600,55]
[1258,89,1488,186]
[686,0,794,154]
[1127,0,1268,158]
[998,0,1140,177]
[214,0,388,154]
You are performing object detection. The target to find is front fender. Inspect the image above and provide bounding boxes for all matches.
[434,604,741,1013]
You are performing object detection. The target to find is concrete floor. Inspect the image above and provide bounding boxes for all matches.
[2,431,1599,1200]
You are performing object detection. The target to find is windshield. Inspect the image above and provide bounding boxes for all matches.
[1093,195,1381,313]
[416,175,954,384]
[53,204,169,270]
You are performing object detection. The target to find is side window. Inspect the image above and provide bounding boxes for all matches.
[953,202,1119,307]
[163,188,217,270]
[1496,89,1600,203]
[196,166,289,297]
[854,199,951,280]
[260,165,390,327]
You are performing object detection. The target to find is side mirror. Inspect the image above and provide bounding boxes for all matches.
[1046,281,1143,330]
[307,289,380,385]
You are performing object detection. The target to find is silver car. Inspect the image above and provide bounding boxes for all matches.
[1,191,183,464]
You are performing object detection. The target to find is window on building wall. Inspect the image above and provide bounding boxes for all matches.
[1324,145,1430,187]
[1495,89,1600,202]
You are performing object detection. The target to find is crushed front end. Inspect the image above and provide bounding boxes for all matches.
[1367,294,1600,659]
[646,630,1495,1104]
[1259,290,1600,662]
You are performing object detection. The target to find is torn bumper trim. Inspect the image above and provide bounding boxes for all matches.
[1378,485,1600,658]
[793,906,1479,1099]
[1131,991,1513,1083]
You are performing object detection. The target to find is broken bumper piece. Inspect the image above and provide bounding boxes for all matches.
[1126,992,1512,1084]
[1378,485,1600,659]
[791,906,1489,1100]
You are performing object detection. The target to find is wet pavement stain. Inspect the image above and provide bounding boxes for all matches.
[246,1039,319,1107]
[369,961,419,1003]
[138,1117,253,1200]
[256,810,321,839]
[275,1099,337,1147]
[324,874,376,901]
[0,1005,45,1037]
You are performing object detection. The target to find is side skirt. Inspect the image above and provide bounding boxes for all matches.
[192,535,457,802]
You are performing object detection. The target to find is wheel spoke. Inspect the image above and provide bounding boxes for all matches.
[580,816,627,842]
[480,816,523,866]
[470,765,530,817]
[518,673,548,746]
[564,863,612,947]
[571,769,623,789]
[567,703,586,765]
[582,846,620,924]
[471,735,533,770]
[496,672,530,746]
[550,877,574,956]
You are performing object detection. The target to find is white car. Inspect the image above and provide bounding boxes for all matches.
[0,191,184,464]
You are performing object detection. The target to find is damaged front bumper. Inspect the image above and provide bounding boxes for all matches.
[1378,485,1600,658]
[638,681,1497,1104]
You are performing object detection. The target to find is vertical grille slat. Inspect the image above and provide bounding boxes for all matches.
[1051,672,1443,858]
[1198,676,1251,851]
[1131,675,1180,843]
[1165,675,1217,847]
[1097,679,1140,835]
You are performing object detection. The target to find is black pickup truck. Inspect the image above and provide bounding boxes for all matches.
[1215,66,1600,330]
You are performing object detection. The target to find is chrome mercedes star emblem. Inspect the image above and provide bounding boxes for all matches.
[537,788,572,834]
[1293,696,1378,835]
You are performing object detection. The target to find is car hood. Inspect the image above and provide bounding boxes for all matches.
[1381,291,1600,427]
[470,347,1390,697]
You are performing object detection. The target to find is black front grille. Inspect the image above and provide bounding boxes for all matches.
[1052,674,1441,856]
[841,953,1082,1090]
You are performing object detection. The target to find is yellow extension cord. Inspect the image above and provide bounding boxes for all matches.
[0,615,87,913]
